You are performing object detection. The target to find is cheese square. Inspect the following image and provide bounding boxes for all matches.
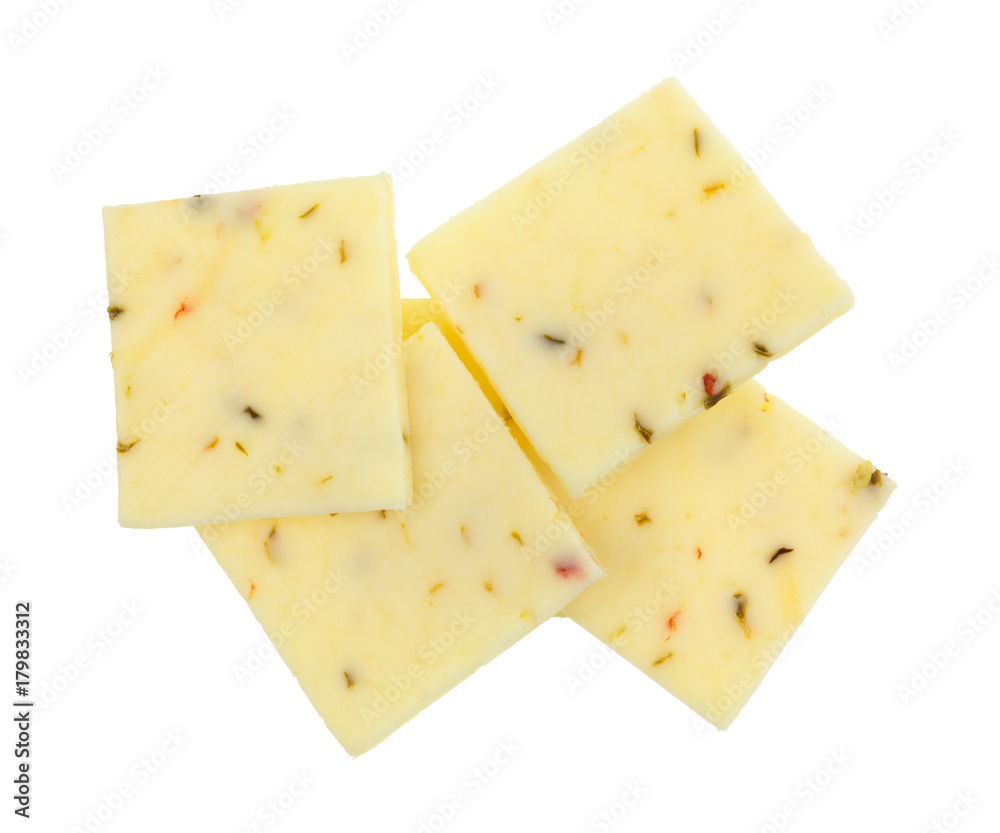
[408,79,854,498]
[103,174,410,528]
[402,299,895,729]
[560,384,895,728]
[197,323,603,756]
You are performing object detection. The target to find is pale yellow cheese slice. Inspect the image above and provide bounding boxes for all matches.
[197,323,603,756]
[103,175,410,527]
[402,299,895,729]
[408,78,853,498]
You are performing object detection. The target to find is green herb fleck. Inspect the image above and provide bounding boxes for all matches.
[769,546,794,564]
[635,512,651,526]
[693,128,700,157]
[753,342,773,358]
[243,405,261,419]
[652,653,673,667]
[634,413,653,444]
[107,306,124,320]
[234,441,248,455]
[344,671,354,689]
[339,240,347,264]
[734,593,751,639]
[511,531,523,545]
[298,203,320,219]
[116,439,139,454]
[541,334,566,345]
[703,182,727,197]
[430,582,444,594]
[705,382,732,410]
[850,461,882,493]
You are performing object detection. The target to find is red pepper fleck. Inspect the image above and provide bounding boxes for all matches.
[174,298,193,319]
[248,580,256,599]
[703,372,720,396]
[667,610,681,632]
[553,558,583,579]
[696,547,702,560]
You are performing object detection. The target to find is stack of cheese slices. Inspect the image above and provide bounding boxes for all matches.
[103,79,894,756]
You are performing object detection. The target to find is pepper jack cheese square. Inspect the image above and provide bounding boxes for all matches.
[560,386,894,729]
[103,175,410,528]
[197,324,603,756]
[408,79,854,498]
[402,299,895,729]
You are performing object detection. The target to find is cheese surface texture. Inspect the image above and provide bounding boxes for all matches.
[197,324,603,756]
[402,299,894,729]
[103,175,410,527]
[408,79,854,498]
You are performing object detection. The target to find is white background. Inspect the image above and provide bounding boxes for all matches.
[3,0,999,830]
